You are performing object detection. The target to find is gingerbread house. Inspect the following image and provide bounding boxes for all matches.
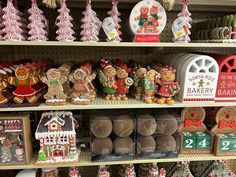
[35,111,79,163]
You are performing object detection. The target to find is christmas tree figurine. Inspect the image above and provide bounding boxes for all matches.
[2,0,25,41]
[125,164,136,177]
[175,0,192,42]
[28,0,48,41]
[80,0,99,42]
[56,0,75,41]
[107,0,122,42]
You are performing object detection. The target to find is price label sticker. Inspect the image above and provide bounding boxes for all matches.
[102,17,119,40]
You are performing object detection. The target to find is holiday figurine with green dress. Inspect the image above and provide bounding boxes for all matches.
[98,59,117,100]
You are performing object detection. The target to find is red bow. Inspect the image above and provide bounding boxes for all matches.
[184,120,202,127]
[219,120,236,129]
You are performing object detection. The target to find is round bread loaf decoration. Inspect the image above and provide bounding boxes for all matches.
[90,116,112,138]
[137,135,156,152]
[114,137,134,155]
[113,115,134,137]
[91,137,113,155]
[156,115,178,135]
[137,115,157,136]
[156,135,176,152]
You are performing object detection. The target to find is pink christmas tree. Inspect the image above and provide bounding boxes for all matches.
[0,1,4,40]
[80,0,99,42]
[175,0,192,42]
[56,0,75,41]
[2,0,25,40]
[28,0,48,41]
[107,0,121,42]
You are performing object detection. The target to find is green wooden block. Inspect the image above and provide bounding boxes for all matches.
[182,132,196,150]
[219,134,236,152]
[195,131,211,150]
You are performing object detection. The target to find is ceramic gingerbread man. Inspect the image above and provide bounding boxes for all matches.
[179,107,207,132]
[98,59,117,101]
[8,65,38,104]
[132,67,147,100]
[41,68,67,105]
[0,67,10,105]
[143,69,160,104]
[157,66,180,105]
[211,107,236,134]
[115,59,133,101]
[69,65,96,105]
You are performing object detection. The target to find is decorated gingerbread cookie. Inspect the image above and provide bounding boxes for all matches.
[41,68,67,105]
[211,107,236,134]
[179,107,207,132]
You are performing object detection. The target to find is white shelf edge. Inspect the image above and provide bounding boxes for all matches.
[1,152,236,170]
[0,41,236,48]
[1,98,236,112]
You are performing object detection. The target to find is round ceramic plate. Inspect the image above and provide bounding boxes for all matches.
[129,0,167,35]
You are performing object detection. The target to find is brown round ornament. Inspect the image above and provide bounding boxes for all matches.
[114,137,134,155]
[137,135,156,153]
[156,135,176,152]
[90,116,112,138]
[113,115,134,137]
[91,137,113,155]
[156,115,178,135]
[137,115,157,136]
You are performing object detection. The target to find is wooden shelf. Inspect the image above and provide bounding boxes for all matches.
[0,41,236,48]
[1,152,236,170]
[1,98,236,112]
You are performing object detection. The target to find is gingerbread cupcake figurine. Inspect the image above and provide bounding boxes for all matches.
[114,59,133,101]
[8,65,38,104]
[98,59,117,100]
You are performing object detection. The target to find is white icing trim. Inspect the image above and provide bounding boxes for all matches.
[46,99,66,103]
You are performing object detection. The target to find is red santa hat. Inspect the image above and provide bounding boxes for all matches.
[100,59,113,70]
[115,59,131,73]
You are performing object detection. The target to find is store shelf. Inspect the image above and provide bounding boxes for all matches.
[1,98,236,112]
[1,152,236,170]
[1,41,236,48]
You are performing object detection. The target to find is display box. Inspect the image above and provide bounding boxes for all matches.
[211,106,236,156]
[90,111,135,162]
[136,112,179,159]
[0,113,32,165]
[179,107,214,154]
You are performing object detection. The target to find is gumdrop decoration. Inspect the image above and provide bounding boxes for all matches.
[175,0,192,42]
[107,0,122,42]
[2,0,25,41]
[56,0,75,41]
[28,0,48,41]
[80,0,99,42]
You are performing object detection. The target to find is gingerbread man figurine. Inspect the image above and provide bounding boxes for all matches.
[41,68,67,105]
[115,59,133,101]
[8,65,38,104]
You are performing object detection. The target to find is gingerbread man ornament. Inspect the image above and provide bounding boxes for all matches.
[211,107,236,134]
[179,107,207,132]
[41,68,67,105]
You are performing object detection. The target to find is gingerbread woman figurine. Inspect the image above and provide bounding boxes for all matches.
[8,65,38,104]
[98,59,117,100]
[41,68,67,105]
[115,59,133,101]
[157,66,180,105]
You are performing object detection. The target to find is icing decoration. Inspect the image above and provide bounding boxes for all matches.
[184,120,202,127]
